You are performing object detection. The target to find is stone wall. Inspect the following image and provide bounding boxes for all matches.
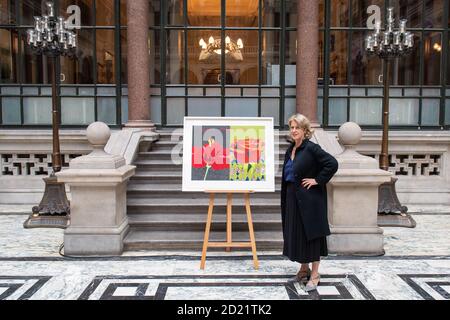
[354,131,450,213]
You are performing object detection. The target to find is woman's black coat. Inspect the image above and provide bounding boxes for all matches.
[281,139,339,241]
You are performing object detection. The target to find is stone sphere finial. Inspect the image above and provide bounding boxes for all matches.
[86,122,111,147]
[338,122,362,146]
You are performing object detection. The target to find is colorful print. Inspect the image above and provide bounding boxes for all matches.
[191,126,266,182]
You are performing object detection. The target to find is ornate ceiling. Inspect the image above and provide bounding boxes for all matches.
[187,0,259,17]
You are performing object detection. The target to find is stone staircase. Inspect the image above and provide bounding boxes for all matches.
[123,130,291,251]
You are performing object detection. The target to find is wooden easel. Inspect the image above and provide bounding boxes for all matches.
[200,191,259,270]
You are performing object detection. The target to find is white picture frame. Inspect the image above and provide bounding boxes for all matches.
[182,117,275,192]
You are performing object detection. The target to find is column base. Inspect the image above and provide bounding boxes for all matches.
[378,213,417,228]
[310,122,322,129]
[328,228,385,256]
[63,219,129,256]
[124,120,156,131]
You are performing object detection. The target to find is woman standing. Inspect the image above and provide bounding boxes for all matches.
[281,114,338,291]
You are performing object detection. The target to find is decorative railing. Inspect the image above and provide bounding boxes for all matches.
[1,154,81,176]
[0,151,443,178]
[365,154,442,177]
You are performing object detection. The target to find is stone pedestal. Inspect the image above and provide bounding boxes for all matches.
[328,122,392,255]
[57,122,135,255]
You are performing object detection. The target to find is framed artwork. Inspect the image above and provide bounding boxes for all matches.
[182,117,275,192]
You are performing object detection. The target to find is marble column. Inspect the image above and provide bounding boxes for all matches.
[125,0,155,130]
[296,0,319,125]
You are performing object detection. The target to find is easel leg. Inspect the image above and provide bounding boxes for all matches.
[245,193,259,270]
[226,193,232,252]
[200,193,215,270]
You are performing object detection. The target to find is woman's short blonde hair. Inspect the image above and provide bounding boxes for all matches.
[288,114,314,139]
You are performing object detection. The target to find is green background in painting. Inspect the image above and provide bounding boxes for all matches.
[229,126,266,182]
[229,126,265,142]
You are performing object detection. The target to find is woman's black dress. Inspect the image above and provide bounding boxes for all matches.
[281,140,338,264]
[283,182,328,263]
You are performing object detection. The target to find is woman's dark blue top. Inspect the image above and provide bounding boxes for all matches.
[284,158,297,183]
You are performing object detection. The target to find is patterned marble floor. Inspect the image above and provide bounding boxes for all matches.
[0,213,449,300]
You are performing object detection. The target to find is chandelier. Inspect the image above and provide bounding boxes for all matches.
[199,36,244,61]
[365,8,414,60]
[26,2,77,57]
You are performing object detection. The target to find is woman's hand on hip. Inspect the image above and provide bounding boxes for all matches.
[301,179,318,190]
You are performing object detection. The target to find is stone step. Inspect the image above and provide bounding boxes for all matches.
[129,213,281,223]
[133,160,285,171]
[123,229,284,250]
[127,213,282,231]
[132,160,184,171]
[155,131,183,142]
[127,198,281,214]
[138,151,183,161]
[130,171,184,184]
[130,172,284,184]
[150,140,183,151]
[127,184,281,199]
